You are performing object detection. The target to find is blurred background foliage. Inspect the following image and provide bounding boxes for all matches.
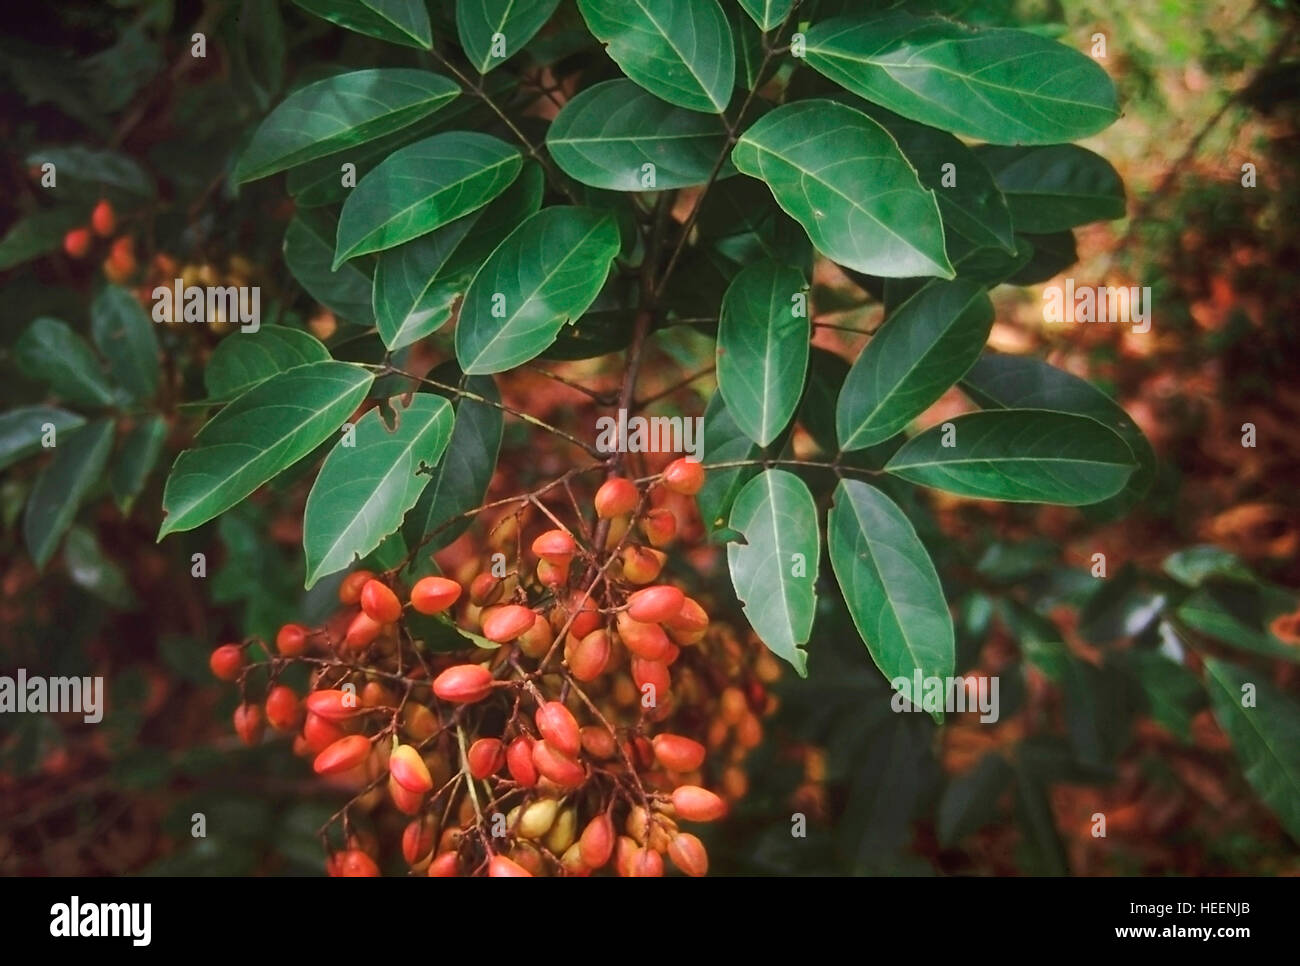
[2,0,1299,874]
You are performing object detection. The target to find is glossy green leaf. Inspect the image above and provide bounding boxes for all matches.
[158,362,374,538]
[23,419,115,569]
[455,206,620,374]
[1163,545,1255,587]
[304,393,454,586]
[732,100,952,278]
[828,479,954,710]
[0,208,86,270]
[1205,658,1300,843]
[548,79,732,191]
[24,146,154,197]
[885,410,1137,506]
[457,0,562,73]
[334,132,521,266]
[372,163,545,351]
[697,393,762,537]
[16,317,117,409]
[110,414,168,514]
[203,326,332,403]
[974,145,1126,233]
[234,69,457,182]
[576,0,735,113]
[293,0,431,49]
[1177,585,1300,663]
[284,211,376,326]
[91,285,159,402]
[403,364,503,555]
[869,110,1016,256]
[716,260,809,446]
[0,406,85,472]
[726,469,819,676]
[803,13,1119,145]
[837,280,992,451]
[737,0,792,31]
[960,352,1155,516]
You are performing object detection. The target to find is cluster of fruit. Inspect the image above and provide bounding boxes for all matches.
[61,199,137,282]
[210,459,778,876]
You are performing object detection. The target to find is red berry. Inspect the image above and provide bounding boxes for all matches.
[90,199,116,237]
[568,629,611,682]
[671,785,727,822]
[565,594,602,639]
[409,576,461,615]
[489,855,533,877]
[343,610,383,651]
[389,743,433,793]
[531,529,577,563]
[275,623,309,657]
[652,733,706,772]
[337,849,380,877]
[532,740,585,788]
[63,227,92,258]
[535,701,581,757]
[302,712,346,753]
[628,846,664,877]
[620,545,666,584]
[594,477,639,518]
[209,643,244,681]
[388,774,425,815]
[402,818,435,866]
[662,458,705,495]
[338,569,376,606]
[264,685,301,731]
[507,736,539,786]
[432,664,494,704]
[627,585,685,624]
[481,604,536,643]
[640,508,677,547]
[467,737,506,779]
[579,813,615,868]
[631,657,671,698]
[668,832,708,876]
[233,703,264,746]
[616,611,671,660]
[469,572,503,606]
[664,597,709,646]
[305,689,362,720]
[360,579,402,623]
[427,852,460,877]
[313,734,371,775]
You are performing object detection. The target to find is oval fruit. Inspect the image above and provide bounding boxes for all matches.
[432,664,494,703]
[627,585,685,623]
[313,734,371,775]
[409,576,461,615]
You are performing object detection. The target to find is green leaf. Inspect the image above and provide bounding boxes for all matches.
[716,260,808,446]
[828,479,954,710]
[293,0,431,49]
[158,362,374,538]
[0,406,85,472]
[64,524,137,608]
[24,146,154,197]
[1122,649,1203,741]
[1177,585,1300,663]
[938,753,1012,846]
[234,69,458,182]
[0,208,85,270]
[23,419,115,569]
[726,469,819,676]
[837,280,992,451]
[737,0,791,31]
[16,317,117,409]
[202,326,332,403]
[456,0,562,73]
[283,211,376,326]
[334,132,521,266]
[304,393,454,587]
[803,13,1119,145]
[1006,231,1078,285]
[371,164,545,351]
[403,365,503,556]
[547,79,733,191]
[960,352,1155,516]
[974,145,1126,233]
[697,176,812,276]
[455,206,621,374]
[110,414,168,514]
[1205,658,1300,843]
[91,285,159,403]
[1163,545,1255,587]
[576,0,735,114]
[885,410,1137,506]
[697,393,763,537]
[869,110,1016,256]
[732,100,952,279]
